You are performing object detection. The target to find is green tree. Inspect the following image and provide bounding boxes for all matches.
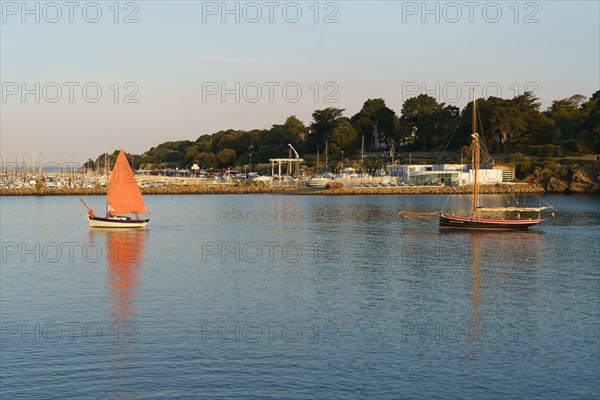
[482,97,527,150]
[546,95,586,140]
[83,158,95,170]
[577,91,600,152]
[529,113,561,145]
[306,107,345,152]
[460,91,546,152]
[196,134,213,153]
[254,145,288,163]
[183,146,201,167]
[283,115,308,147]
[330,118,359,154]
[400,95,454,151]
[262,116,306,148]
[198,152,218,169]
[211,129,255,156]
[217,148,237,167]
[511,91,544,147]
[351,99,399,150]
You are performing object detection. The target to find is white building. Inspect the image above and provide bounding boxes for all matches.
[386,163,512,186]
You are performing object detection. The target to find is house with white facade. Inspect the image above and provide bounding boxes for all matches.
[386,163,514,186]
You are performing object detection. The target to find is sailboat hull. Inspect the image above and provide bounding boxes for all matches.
[88,215,149,228]
[439,213,542,231]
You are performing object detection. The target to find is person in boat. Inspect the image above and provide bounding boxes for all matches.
[112,213,131,220]
[88,209,96,218]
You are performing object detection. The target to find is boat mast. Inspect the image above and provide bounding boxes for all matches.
[105,152,109,217]
[472,90,479,214]
[361,134,364,171]
[316,146,320,175]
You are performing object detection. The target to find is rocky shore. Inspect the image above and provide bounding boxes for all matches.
[522,165,600,194]
[316,183,545,195]
[0,185,299,196]
[0,183,546,196]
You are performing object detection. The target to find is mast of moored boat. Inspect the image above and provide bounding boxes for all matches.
[325,141,328,171]
[105,152,109,217]
[361,134,364,171]
[472,90,479,215]
[316,146,320,175]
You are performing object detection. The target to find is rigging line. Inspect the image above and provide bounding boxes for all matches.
[434,111,464,165]
[529,191,541,203]
[492,186,505,219]
[464,144,473,161]
[476,101,485,137]
[480,140,494,165]
[401,193,417,213]
[442,193,451,211]
[530,191,551,208]
[475,104,495,164]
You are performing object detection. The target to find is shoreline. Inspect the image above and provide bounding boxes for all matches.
[0,183,550,196]
[310,183,547,195]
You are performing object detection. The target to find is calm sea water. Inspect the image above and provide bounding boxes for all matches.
[1,194,599,399]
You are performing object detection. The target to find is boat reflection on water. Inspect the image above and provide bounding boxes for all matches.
[441,230,544,362]
[468,234,483,353]
[104,229,147,322]
[89,229,147,383]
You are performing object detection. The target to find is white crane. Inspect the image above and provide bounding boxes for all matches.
[288,144,300,159]
[288,144,301,176]
[269,145,304,184]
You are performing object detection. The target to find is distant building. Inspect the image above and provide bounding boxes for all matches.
[386,163,514,186]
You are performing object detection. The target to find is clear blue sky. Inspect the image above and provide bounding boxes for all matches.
[1,0,599,161]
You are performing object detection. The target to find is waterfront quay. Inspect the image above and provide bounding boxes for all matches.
[0,171,544,196]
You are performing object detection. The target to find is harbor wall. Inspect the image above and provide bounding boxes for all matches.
[315,183,545,195]
[0,183,545,196]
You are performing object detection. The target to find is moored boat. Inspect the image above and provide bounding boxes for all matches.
[438,92,551,231]
[439,213,544,231]
[307,177,327,187]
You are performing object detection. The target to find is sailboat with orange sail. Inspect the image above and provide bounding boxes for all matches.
[81,149,149,228]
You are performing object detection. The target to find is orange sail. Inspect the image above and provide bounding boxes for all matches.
[107,150,148,214]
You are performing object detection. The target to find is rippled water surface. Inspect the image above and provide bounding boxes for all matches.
[1,194,599,399]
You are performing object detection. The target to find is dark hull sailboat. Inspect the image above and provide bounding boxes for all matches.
[439,213,543,231]
[435,91,550,231]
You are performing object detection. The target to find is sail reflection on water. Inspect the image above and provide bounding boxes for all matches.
[88,228,147,378]
[105,229,147,322]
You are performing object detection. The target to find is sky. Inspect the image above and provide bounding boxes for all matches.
[1,0,599,162]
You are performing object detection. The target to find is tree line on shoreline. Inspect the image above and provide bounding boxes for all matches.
[86,90,600,172]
